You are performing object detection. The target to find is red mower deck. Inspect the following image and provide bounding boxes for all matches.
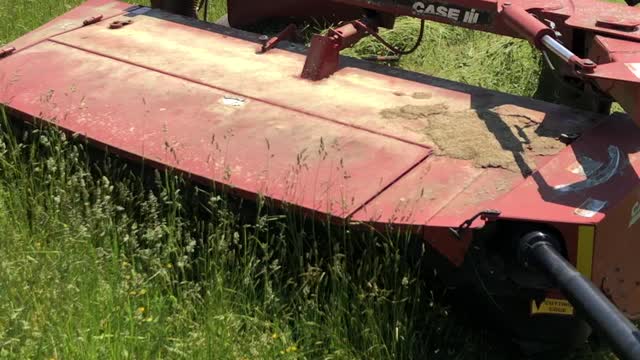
[2,0,640,321]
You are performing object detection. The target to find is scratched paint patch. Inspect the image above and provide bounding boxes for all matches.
[575,198,607,218]
[630,201,640,228]
[625,63,640,80]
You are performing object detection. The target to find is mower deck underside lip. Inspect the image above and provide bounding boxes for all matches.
[0,6,613,228]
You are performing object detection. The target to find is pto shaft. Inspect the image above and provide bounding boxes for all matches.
[519,232,640,360]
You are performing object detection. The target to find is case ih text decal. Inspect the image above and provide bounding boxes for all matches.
[412,2,491,24]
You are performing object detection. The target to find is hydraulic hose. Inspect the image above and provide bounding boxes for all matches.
[519,232,640,360]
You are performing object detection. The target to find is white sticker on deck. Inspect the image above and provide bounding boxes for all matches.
[221,96,247,107]
[626,63,640,80]
[575,198,607,218]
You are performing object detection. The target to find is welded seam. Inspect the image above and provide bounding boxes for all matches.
[420,169,488,225]
[45,37,431,150]
[346,151,433,220]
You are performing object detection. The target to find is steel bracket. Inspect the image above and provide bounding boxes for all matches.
[450,209,502,240]
[82,14,104,26]
[0,47,16,59]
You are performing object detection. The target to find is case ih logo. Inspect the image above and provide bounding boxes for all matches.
[412,2,491,24]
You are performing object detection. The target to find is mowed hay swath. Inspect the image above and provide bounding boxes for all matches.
[381,103,595,173]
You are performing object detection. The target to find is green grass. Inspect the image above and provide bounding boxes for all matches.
[0,113,498,359]
[343,19,541,97]
[0,1,624,359]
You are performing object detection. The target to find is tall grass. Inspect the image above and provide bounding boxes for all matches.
[0,109,506,359]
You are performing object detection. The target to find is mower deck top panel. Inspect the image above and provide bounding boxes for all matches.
[0,1,621,228]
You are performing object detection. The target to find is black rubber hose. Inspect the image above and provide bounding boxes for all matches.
[520,232,640,360]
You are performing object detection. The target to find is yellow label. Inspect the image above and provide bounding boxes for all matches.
[577,226,595,279]
[530,298,575,316]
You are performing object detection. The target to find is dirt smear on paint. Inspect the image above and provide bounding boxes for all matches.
[381,103,592,174]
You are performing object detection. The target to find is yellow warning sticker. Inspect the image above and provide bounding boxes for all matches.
[530,298,575,316]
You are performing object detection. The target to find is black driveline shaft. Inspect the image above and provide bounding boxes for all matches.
[524,235,640,360]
